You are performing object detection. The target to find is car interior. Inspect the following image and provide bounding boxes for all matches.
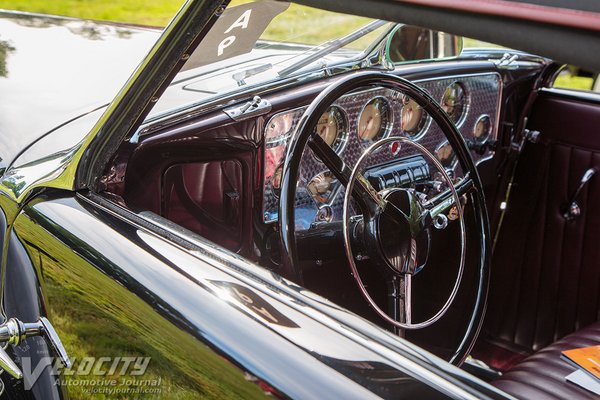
[97,3,600,398]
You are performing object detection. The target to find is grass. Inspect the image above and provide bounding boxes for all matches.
[1,0,591,91]
[554,74,594,91]
[0,0,183,26]
[0,0,475,48]
[0,0,377,48]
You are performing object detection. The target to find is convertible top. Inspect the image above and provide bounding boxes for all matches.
[295,0,600,71]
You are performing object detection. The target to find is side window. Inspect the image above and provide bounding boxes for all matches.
[552,65,600,92]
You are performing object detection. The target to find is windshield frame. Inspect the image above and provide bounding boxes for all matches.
[140,2,397,127]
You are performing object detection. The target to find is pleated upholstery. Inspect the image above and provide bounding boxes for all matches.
[492,322,600,400]
[483,92,600,358]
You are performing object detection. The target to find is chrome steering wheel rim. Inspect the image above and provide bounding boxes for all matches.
[278,70,491,365]
[342,136,466,330]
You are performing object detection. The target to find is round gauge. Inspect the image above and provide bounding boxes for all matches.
[401,96,427,136]
[441,82,467,124]
[435,142,457,169]
[316,206,333,223]
[315,106,346,149]
[473,115,491,142]
[358,97,391,143]
[307,171,336,203]
[265,113,294,141]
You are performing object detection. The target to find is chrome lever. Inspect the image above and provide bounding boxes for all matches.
[562,167,597,220]
[0,317,71,379]
[494,52,519,69]
[224,95,271,121]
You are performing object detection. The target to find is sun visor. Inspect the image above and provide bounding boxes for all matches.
[181,0,289,71]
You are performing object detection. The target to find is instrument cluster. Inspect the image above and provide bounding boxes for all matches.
[262,73,502,227]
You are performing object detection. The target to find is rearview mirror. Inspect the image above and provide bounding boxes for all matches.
[385,25,463,64]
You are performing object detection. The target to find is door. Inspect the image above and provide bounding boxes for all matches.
[7,191,465,399]
[480,87,600,369]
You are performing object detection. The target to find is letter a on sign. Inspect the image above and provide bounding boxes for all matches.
[182,1,289,71]
[224,9,252,33]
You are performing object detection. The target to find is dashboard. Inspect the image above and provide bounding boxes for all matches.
[262,73,502,228]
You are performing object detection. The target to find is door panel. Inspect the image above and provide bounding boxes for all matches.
[480,89,600,368]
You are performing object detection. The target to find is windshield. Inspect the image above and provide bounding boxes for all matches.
[149,0,390,119]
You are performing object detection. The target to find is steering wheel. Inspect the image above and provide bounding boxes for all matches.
[278,71,490,364]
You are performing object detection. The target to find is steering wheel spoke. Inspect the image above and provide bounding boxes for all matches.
[388,275,412,336]
[425,177,474,220]
[308,133,385,217]
[400,275,412,326]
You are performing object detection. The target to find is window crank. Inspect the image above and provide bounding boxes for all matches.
[562,167,597,221]
[0,317,71,379]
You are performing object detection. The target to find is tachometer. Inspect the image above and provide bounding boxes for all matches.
[358,97,391,143]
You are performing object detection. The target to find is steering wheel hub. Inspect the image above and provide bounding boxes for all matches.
[374,189,430,275]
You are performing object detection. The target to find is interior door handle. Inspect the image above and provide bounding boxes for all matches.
[562,167,597,220]
[0,317,71,379]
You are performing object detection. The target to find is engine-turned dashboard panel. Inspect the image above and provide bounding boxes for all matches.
[263,73,501,226]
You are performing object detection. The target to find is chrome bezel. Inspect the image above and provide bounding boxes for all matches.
[400,94,431,141]
[472,114,491,143]
[435,140,459,171]
[440,81,469,128]
[357,96,394,145]
[263,107,307,152]
[312,105,350,156]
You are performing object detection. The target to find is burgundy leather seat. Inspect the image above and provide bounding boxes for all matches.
[492,322,600,399]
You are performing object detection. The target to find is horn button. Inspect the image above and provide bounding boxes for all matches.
[373,189,430,275]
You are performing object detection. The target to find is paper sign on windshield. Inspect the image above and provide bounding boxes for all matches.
[182,1,289,71]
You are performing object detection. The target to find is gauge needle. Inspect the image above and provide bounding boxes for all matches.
[402,109,412,130]
[362,116,373,138]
